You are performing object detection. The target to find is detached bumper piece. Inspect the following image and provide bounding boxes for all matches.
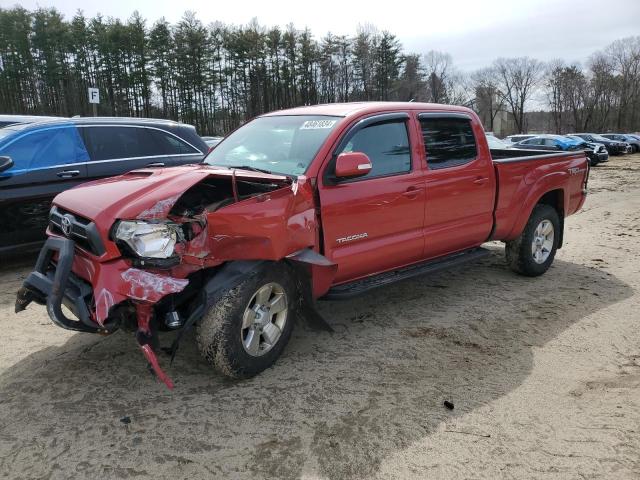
[15,237,101,333]
[135,303,174,390]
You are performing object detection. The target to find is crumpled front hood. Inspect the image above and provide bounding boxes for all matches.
[53,165,290,225]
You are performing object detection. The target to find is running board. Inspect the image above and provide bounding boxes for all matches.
[323,248,490,300]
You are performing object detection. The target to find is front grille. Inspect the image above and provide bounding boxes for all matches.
[49,206,105,256]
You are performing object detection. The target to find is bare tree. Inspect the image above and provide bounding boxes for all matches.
[396,53,424,101]
[586,52,616,131]
[420,50,470,106]
[422,50,453,103]
[561,65,589,132]
[471,67,505,131]
[446,71,474,107]
[493,57,545,133]
[604,37,640,130]
[545,60,565,133]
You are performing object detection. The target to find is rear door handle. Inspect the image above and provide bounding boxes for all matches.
[146,162,165,168]
[402,186,424,198]
[56,170,80,178]
[473,177,489,185]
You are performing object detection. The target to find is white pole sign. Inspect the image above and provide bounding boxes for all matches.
[88,87,100,104]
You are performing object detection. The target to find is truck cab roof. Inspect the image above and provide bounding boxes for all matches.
[261,101,475,119]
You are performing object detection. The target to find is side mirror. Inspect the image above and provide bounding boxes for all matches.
[334,152,372,179]
[0,156,13,173]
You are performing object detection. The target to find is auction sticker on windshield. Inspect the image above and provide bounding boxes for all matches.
[300,119,337,129]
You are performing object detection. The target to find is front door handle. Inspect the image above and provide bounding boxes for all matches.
[56,170,80,178]
[402,186,424,198]
[146,162,165,168]
[473,177,489,185]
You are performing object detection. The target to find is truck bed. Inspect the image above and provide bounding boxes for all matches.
[490,148,577,162]
[490,148,588,241]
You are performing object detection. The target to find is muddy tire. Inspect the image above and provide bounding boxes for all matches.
[506,204,560,277]
[196,263,296,379]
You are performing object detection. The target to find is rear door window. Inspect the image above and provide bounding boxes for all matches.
[141,128,200,155]
[419,116,477,169]
[82,126,148,161]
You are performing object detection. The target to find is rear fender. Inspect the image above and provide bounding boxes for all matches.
[506,181,567,242]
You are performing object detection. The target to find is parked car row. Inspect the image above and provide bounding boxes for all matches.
[501,131,639,166]
[514,134,609,166]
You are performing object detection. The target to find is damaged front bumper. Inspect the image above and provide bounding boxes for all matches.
[16,236,190,389]
[16,237,103,333]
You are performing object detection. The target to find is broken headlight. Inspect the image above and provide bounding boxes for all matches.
[114,221,181,259]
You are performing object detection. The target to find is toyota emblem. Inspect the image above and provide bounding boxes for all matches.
[61,215,73,236]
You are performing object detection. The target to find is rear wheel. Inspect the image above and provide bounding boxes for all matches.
[506,204,560,277]
[196,263,296,378]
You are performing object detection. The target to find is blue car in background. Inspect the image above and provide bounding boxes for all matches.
[0,114,66,129]
[514,134,605,166]
[0,118,208,255]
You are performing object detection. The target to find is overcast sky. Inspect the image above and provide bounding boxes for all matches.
[15,0,640,71]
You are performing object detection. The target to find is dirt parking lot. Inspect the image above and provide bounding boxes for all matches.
[1,155,639,480]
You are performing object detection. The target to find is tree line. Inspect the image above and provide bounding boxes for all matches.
[0,6,638,135]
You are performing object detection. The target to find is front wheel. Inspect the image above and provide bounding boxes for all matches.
[196,263,296,378]
[505,204,560,277]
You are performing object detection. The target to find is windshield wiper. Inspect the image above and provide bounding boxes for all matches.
[226,165,274,175]
[220,164,296,182]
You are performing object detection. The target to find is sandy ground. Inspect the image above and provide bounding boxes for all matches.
[1,154,639,480]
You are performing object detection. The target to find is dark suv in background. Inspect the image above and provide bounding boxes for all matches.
[0,118,208,254]
[570,133,630,155]
[601,134,640,153]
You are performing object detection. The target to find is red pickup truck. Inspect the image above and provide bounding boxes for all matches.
[16,102,589,389]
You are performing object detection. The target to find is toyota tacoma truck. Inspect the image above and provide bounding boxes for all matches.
[16,102,589,389]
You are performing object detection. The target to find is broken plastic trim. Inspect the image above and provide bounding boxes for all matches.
[136,303,174,389]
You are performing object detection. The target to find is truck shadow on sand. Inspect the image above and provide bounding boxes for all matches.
[0,248,634,479]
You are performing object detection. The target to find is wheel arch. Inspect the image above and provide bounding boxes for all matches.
[197,254,335,333]
[508,187,566,248]
[537,189,565,248]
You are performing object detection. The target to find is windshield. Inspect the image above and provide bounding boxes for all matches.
[0,125,25,141]
[591,134,612,142]
[204,115,342,176]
